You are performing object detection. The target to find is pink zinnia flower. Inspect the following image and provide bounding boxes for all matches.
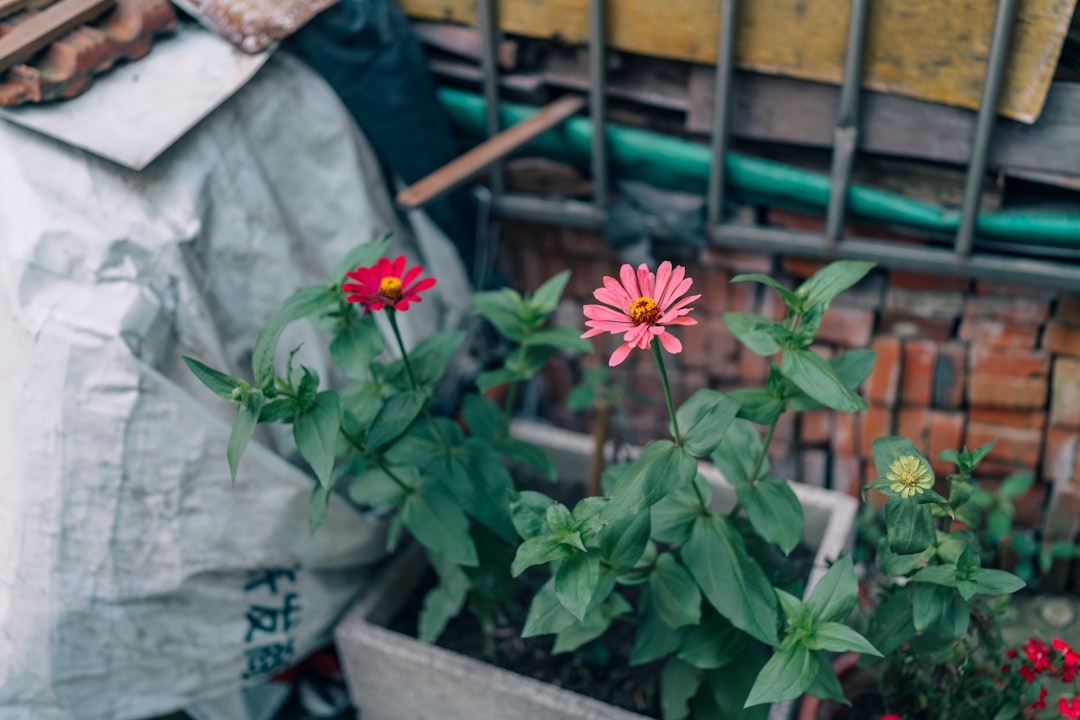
[582,261,700,367]
[342,255,435,312]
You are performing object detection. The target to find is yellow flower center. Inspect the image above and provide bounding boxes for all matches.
[379,276,403,301]
[886,455,933,498]
[629,296,660,325]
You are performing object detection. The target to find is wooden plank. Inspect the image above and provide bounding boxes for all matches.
[687,68,1080,178]
[0,0,37,20]
[0,0,113,73]
[398,0,1076,123]
[414,20,518,68]
[397,94,587,210]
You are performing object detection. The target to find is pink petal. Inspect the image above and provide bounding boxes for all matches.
[593,286,630,310]
[586,319,634,333]
[637,264,654,298]
[402,265,423,287]
[583,304,631,323]
[619,264,640,298]
[376,257,393,277]
[608,343,634,367]
[652,261,672,305]
[582,327,607,339]
[661,276,693,310]
[602,276,633,307]
[405,277,436,295]
[658,265,686,307]
[661,316,698,326]
[657,330,683,354]
[392,256,407,277]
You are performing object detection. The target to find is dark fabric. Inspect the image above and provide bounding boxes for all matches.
[289,0,477,269]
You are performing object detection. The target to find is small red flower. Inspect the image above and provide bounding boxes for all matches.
[1059,696,1080,720]
[1030,686,1047,711]
[342,256,436,312]
[1021,665,1036,683]
[881,715,902,720]
[1055,638,1080,667]
[1008,649,1019,659]
[1025,638,1053,673]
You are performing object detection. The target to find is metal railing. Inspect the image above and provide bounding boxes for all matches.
[447,0,1080,289]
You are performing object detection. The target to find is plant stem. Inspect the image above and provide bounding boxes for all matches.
[341,427,410,493]
[652,338,682,447]
[500,380,519,438]
[731,416,779,518]
[386,307,449,450]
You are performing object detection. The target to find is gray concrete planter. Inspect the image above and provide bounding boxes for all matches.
[335,421,859,720]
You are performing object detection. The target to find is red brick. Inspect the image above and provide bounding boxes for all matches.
[833,411,858,456]
[899,339,938,406]
[878,313,956,342]
[800,409,833,447]
[932,342,967,409]
[831,453,861,498]
[975,280,1057,300]
[564,229,618,260]
[1043,427,1080,484]
[968,408,1046,430]
[679,320,709,371]
[816,307,875,348]
[782,257,827,280]
[674,368,710,406]
[1051,358,1080,429]
[969,345,1051,377]
[927,411,965,478]
[758,286,788,322]
[727,279,758,313]
[964,295,1051,325]
[700,246,772,274]
[896,406,931,452]
[958,317,1040,349]
[774,409,797,448]
[737,345,771,383]
[965,421,1042,469]
[890,270,970,293]
[1055,294,1080,328]
[858,405,894,459]
[967,374,1049,410]
[701,267,730,313]
[799,449,828,487]
[865,336,901,407]
[1042,322,1080,358]
[885,287,964,319]
[864,460,887,508]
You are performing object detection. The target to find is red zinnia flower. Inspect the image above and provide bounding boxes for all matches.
[581,261,700,367]
[342,255,435,311]
[1031,686,1048,711]
[1059,696,1080,720]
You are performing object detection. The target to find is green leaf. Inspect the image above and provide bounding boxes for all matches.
[650,553,702,629]
[723,312,783,356]
[797,260,875,310]
[472,288,529,342]
[600,441,697,523]
[258,396,298,423]
[365,390,427,451]
[555,552,602,620]
[293,391,341,488]
[912,584,969,639]
[1001,473,1034,499]
[786,350,876,412]
[884,496,936,555]
[781,349,867,413]
[630,589,688,665]
[347,465,414,507]
[731,273,801,307]
[705,646,770,720]
[529,269,572,316]
[226,392,261,484]
[523,327,593,353]
[805,651,848,705]
[674,389,740,457]
[402,481,478,567]
[660,658,701,720]
[439,440,518,542]
[868,587,917,656]
[461,393,505,439]
[418,555,471,642]
[805,622,882,657]
[252,284,338,389]
[332,233,392,281]
[744,643,819,707]
[309,483,332,534]
[330,314,384,380]
[729,388,786,425]
[295,366,319,412]
[522,579,577,637]
[677,610,745,669]
[736,476,804,555]
[510,491,556,539]
[397,331,468,388]
[511,534,575,576]
[183,356,247,400]
[683,513,779,645]
[710,418,767,486]
[601,511,652,572]
[651,477,710,544]
[497,437,558,481]
[805,554,858,624]
[972,568,1026,596]
[552,592,631,654]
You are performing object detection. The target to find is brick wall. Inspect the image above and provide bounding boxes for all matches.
[495,211,1080,534]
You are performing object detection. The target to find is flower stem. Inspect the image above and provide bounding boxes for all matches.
[385,307,450,451]
[749,416,778,483]
[341,426,411,493]
[500,380,519,438]
[652,338,682,447]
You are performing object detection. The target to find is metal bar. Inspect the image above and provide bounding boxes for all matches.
[397,95,587,210]
[824,0,869,246]
[955,0,1017,257]
[477,0,504,195]
[706,0,738,228]
[588,0,608,209]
